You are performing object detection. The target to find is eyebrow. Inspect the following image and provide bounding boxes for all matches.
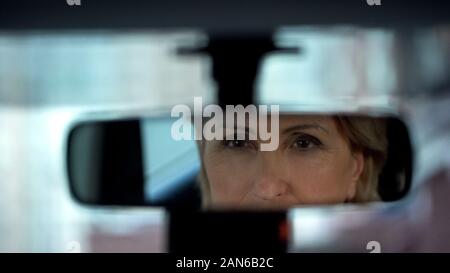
[223,126,257,135]
[282,123,329,134]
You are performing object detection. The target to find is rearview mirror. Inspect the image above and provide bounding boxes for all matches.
[66,113,413,209]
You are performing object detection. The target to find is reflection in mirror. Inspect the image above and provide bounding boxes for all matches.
[67,117,201,208]
[67,114,412,210]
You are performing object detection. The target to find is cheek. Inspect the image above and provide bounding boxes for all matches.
[286,151,355,203]
[203,152,255,205]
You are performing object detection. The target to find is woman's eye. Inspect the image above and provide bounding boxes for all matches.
[291,135,322,150]
[223,140,253,149]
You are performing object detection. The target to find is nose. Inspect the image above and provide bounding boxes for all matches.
[250,154,290,201]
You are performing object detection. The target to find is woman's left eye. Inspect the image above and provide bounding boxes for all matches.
[291,135,322,150]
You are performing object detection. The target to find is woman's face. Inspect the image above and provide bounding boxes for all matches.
[202,115,364,210]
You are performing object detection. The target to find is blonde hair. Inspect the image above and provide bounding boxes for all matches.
[197,115,388,206]
[334,116,388,202]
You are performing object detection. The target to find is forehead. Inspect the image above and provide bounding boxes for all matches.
[220,114,338,134]
[278,115,337,131]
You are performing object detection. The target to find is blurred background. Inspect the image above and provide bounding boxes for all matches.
[0,1,449,252]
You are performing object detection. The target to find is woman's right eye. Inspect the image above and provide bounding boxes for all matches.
[222,140,254,149]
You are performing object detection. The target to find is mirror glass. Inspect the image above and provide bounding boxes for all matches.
[67,114,412,209]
